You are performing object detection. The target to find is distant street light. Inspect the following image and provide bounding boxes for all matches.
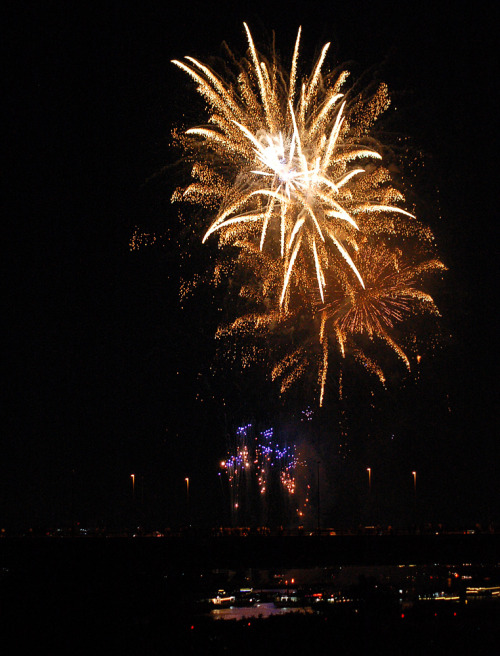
[317,461,321,534]
[131,474,135,501]
[412,471,417,521]
[367,468,372,495]
[185,477,190,526]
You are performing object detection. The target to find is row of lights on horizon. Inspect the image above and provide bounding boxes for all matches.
[130,473,190,510]
[129,474,190,490]
[367,468,417,495]
[128,470,417,527]
[129,471,416,497]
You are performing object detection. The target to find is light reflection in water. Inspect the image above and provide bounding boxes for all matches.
[210,602,313,621]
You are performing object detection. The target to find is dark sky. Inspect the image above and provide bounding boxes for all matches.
[3,2,498,531]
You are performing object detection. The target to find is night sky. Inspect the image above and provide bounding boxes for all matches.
[3,2,497,532]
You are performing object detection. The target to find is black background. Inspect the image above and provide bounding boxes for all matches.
[3,1,497,531]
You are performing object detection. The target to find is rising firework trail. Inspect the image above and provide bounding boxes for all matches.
[172,25,444,405]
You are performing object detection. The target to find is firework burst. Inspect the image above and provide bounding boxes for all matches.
[172,25,444,405]
[316,241,446,401]
[172,24,418,303]
[220,424,304,525]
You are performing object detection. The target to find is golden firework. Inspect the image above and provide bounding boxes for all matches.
[172,25,444,405]
[173,24,419,305]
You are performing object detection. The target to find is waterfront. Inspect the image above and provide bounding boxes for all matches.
[2,536,499,653]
